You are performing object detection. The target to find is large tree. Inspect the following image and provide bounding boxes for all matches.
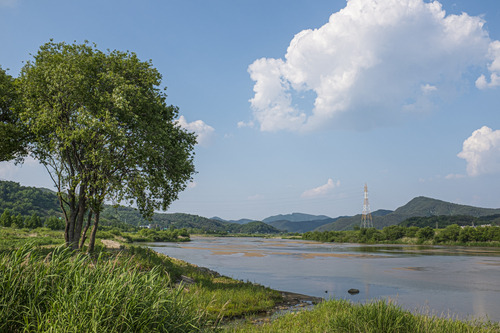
[10,41,196,250]
[0,66,28,162]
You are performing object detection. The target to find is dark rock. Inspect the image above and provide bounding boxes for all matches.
[348,288,360,295]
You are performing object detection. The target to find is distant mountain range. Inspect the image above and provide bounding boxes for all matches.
[315,197,500,231]
[1,180,499,233]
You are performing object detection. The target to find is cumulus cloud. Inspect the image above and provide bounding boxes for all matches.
[301,178,340,198]
[476,41,500,89]
[176,116,215,146]
[458,126,500,176]
[249,0,495,132]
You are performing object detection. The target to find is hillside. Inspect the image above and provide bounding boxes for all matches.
[263,212,330,223]
[0,181,60,217]
[102,207,281,234]
[268,218,337,233]
[0,181,281,234]
[211,216,255,224]
[316,197,500,231]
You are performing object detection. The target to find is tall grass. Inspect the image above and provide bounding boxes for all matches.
[226,299,500,333]
[0,243,207,332]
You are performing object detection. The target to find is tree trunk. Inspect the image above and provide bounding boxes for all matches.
[87,210,100,254]
[79,211,93,249]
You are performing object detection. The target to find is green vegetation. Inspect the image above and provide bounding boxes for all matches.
[1,41,197,252]
[303,224,500,246]
[400,214,500,228]
[1,229,499,331]
[0,181,60,217]
[227,299,499,333]
[0,181,283,236]
[0,234,282,332]
[0,244,205,332]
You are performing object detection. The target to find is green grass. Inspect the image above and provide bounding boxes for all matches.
[0,235,283,332]
[0,243,207,332]
[225,299,500,333]
[125,246,282,321]
[2,228,499,332]
[0,227,65,251]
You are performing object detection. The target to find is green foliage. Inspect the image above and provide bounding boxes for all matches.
[401,215,481,228]
[0,208,12,227]
[24,213,43,229]
[417,226,435,242]
[0,181,60,217]
[304,225,500,246]
[4,41,197,250]
[227,299,500,333]
[0,66,28,162]
[44,216,65,230]
[0,244,207,332]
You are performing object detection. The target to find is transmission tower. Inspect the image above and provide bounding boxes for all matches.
[361,183,373,228]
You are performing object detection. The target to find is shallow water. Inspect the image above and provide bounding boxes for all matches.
[148,237,500,322]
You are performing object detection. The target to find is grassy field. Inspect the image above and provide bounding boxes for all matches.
[1,227,499,332]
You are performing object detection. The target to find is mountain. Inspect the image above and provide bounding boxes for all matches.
[211,216,255,224]
[268,218,338,233]
[316,197,500,231]
[263,212,331,223]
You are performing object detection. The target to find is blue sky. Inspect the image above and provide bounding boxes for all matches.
[1,0,500,221]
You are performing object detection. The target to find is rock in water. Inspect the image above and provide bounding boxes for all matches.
[348,288,360,295]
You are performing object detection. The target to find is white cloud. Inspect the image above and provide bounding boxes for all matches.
[237,120,254,129]
[249,0,494,132]
[476,41,500,89]
[248,194,264,200]
[458,126,500,176]
[301,178,340,198]
[187,181,197,189]
[176,116,215,146]
[421,84,437,93]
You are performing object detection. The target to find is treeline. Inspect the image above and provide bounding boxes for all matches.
[400,214,500,228]
[303,224,500,245]
[0,209,64,230]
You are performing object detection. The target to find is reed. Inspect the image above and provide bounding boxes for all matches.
[0,243,207,332]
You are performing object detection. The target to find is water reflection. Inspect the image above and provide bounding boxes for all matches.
[148,237,500,322]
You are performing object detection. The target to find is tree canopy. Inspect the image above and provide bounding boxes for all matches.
[3,41,196,250]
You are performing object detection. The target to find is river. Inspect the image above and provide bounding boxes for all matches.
[148,236,500,322]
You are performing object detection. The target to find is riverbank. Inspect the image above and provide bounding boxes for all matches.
[1,229,500,332]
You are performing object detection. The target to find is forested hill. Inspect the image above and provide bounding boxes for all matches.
[263,212,331,223]
[0,181,60,217]
[316,196,500,231]
[0,180,281,234]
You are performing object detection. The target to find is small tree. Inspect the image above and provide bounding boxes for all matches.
[416,226,435,242]
[45,216,65,230]
[11,214,24,229]
[0,209,12,227]
[25,213,43,229]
